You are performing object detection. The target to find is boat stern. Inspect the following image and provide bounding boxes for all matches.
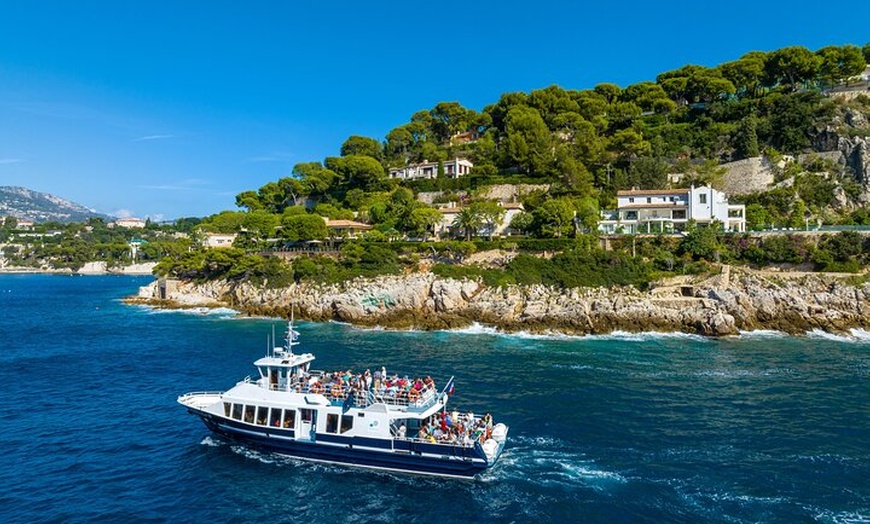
[479,423,509,467]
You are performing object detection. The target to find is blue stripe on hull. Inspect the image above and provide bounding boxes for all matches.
[195,413,489,478]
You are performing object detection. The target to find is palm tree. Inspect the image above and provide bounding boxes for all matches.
[452,207,483,241]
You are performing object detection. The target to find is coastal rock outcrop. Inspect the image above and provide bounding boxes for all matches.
[131,267,870,337]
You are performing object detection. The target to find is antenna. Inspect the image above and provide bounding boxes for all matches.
[285,306,300,354]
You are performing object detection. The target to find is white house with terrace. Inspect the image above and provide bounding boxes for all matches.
[388,158,473,181]
[598,186,745,234]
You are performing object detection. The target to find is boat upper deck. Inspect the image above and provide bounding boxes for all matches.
[247,368,445,414]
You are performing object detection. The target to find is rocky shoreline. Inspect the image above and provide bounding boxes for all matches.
[128,266,870,337]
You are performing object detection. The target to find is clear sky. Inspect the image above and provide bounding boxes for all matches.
[1,1,867,220]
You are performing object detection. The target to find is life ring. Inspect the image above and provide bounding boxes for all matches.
[407,388,421,402]
[309,382,323,394]
[330,384,344,398]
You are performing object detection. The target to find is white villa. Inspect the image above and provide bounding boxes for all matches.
[324,219,373,239]
[110,217,147,229]
[203,233,238,248]
[389,158,473,181]
[598,186,745,234]
[12,218,35,230]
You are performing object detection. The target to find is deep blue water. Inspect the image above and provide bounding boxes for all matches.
[0,274,867,523]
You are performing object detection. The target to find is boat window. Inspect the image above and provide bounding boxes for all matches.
[244,405,255,424]
[326,414,339,433]
[231,403,243,420]
[340,415,353,434]
[223,402,231,417]
[301,408,314,423]
[256,406,268,425]
[269,407,282,427]
[282,409,296,429]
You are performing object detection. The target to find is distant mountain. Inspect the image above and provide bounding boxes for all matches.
[0,186,112,223]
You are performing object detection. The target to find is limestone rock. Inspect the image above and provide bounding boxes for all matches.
[130,267,870,337]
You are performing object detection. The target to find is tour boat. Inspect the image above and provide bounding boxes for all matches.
[178,321,508,478]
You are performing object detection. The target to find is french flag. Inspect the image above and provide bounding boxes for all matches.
[442,376,455,397]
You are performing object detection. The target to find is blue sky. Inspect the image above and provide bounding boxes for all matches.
[1,1,867,220]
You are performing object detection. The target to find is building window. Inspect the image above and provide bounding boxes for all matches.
[673,210,686,219]
[626,211,638,220]
[699,194,707,204]
[647,197,651,203]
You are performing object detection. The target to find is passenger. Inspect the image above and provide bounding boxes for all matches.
[398,425,407,438]
[418,424,428,440]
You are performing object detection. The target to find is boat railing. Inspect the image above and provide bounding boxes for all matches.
[178,391,223,399]
[260,375,442,411]
[177,391,224,409]
[252,368,443,411]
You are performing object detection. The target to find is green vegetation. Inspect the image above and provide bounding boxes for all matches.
[8,42,870,290]
[157,41,869,289]
[211,42,868,248]
[0,218,194,271]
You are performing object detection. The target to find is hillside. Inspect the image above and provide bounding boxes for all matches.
[0,186,111,223]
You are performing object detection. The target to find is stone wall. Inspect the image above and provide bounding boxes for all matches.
[719,157,775,197]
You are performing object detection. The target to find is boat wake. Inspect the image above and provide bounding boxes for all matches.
[484,435,626,490]
[811,509,870,523]
[199,436,222,447]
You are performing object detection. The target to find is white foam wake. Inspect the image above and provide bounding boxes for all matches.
[807,329,870,344]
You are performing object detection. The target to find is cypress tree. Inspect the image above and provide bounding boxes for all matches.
[734,114,760,159]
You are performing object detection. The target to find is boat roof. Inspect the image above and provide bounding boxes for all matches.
[254,350,315,368]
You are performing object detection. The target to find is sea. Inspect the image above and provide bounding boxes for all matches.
[0,274,867,524]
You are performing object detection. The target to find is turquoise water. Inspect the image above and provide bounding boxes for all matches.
[0,274,867,523]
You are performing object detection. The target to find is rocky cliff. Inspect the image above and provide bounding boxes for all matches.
[130,267,870,336]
